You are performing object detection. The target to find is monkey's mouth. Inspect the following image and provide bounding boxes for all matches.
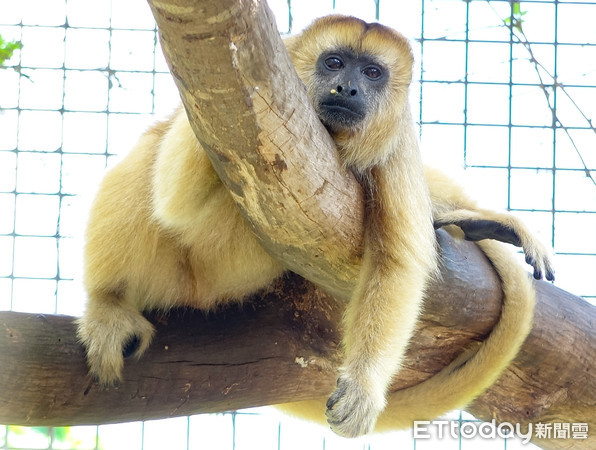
[318,103,364,129]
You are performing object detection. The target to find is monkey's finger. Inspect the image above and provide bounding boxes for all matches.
[325,379,348,411]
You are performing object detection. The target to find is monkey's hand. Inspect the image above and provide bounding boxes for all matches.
[325,373,386,438]
[434,210,555,281]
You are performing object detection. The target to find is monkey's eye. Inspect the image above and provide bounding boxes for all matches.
[324,56,344,71]
[362,66,383,80]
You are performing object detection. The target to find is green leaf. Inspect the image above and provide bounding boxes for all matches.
[513,1,522,17]
[507,1,528,33]
[0,34,23,66]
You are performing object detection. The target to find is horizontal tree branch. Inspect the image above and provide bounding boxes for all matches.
[0,231,594,450]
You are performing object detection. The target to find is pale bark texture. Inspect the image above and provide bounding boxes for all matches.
[147,0,363,299]
[0,1,594,449]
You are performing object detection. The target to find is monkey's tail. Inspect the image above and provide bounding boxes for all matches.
[278,239,536,431]
[375,239,536,429]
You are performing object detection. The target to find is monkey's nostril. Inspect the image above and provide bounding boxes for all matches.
[350,89,357,96]
[336,85,343,93]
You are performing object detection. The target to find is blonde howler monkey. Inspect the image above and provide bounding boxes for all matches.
[78,15,554,438]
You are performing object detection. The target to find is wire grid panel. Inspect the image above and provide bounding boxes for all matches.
[412,0,596,302]
[1,0,595,449]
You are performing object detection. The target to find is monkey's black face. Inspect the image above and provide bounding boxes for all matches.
[313,49,388,132]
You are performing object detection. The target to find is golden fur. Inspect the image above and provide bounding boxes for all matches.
[78,15,553,437]
[279,171,544,431]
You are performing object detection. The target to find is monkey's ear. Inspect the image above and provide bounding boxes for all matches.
[282,35,300,53]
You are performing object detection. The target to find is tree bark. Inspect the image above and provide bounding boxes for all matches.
[468,280,596,449]
[1,230,499,426]
[146,0,362,300]
[0,232,594,450]
[1,1,594,449]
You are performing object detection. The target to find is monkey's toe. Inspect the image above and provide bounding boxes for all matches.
[122,335,142,358]
[533,266,543,280]
[97,378,120,389]
[524,248,555,282]
[86,354,125,388]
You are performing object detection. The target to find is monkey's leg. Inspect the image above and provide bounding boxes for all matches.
[425,166,554,280]
[77,291,154,386]
[434,209,555,281]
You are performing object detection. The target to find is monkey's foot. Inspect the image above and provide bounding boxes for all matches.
[77,306,154,387]
[325,375,385,438]
[434,211,555,281]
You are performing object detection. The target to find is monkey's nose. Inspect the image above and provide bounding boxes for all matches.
[333,85,358,96]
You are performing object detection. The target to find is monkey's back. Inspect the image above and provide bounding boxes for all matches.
[83,110,283,313]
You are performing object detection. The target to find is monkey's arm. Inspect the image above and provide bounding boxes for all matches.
[425,166,555,281]
[325,158,438,438]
